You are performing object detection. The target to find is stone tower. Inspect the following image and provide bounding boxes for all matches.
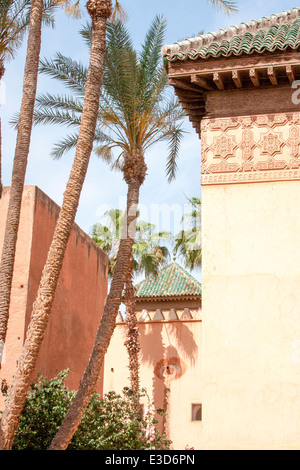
[163,7,300,449]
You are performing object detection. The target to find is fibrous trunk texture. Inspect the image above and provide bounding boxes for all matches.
[124,261,140,396]
[49,149,147,450]
[0,0,43,366]
[0,60,3,199]
[49,174,144,450]
[0,117,2,200]
[163,380,171,439]
[0,5,109,450]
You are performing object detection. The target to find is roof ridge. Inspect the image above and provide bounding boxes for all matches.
[162,7,300,57]
[171,261,202,285]
[133,261,176,289]
[134,262,202,298]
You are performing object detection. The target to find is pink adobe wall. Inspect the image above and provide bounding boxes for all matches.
[0,187,35,408]
[0,186,108,408]
[103,317,203,449]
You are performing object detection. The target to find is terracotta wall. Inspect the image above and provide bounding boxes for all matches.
[0,186,108,408]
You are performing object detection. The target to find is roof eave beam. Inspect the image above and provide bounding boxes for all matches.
[191,74,214,91]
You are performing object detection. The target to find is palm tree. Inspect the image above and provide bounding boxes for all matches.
[38,16,185,449]
[91,209,171,278]
[0,0,29,199]
[91,209,171,395]
[91,208,125,277]
[0,0,235,451]
[0,0,55,197]
[127,220,170,396]
[132,220,171,277]
[174,196,202,271]
[0,0,112,450]
[0,0,57,371]
[44,0,237,449]
[1,0,33,74]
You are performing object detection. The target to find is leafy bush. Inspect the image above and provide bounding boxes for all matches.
[1,371,171,450]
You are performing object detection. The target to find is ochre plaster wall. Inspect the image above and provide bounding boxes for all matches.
[103,319,203,450]
[0,186,108,408]
[202,180,300,449]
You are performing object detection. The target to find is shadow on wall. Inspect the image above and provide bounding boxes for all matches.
[139,321,198,435]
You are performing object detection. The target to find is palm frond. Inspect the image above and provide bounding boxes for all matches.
[110,0,128,23]
[32,15,186,183]
[103,21,140,131]
[50,132,79,159]
[32,107,81,128]
[41,0,57,28]
[35,92,84,114]
[0,0,55,62]
[94,144,114,164]
[207,0,238,15]
[139,16,167,101]
[174,196,202,270]
[9,112,20,130]
[39,53,87,95]
[79,21,92,48]
[164,124,186,182]
[0,0,30,61]
[53,0,82,18]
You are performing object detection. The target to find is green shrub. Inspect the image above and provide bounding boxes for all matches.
[1,371,171,450]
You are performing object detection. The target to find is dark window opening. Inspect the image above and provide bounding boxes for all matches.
[192,404,202,421]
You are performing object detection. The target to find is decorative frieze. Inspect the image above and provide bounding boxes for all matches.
[201,112,300,185]
[116,308,202,323]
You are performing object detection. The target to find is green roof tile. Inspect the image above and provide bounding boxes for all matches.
[163,8,300,64]
[134,263,202,299]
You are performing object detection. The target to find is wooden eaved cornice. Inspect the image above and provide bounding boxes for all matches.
[167,52,300,137]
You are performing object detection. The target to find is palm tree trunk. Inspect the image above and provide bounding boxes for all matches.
[0,1,111,450]
[48,173,144,450]
[0,117,2,200]
[0,0,43,366]
[0,60,3,199]
[124,261,140,396]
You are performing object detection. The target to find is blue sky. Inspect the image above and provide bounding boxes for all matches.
[1,0,297,279]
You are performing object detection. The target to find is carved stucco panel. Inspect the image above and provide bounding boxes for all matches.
[201,113,300,185]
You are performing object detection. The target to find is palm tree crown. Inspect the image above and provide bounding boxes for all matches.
[91,208,171,279]
[174,196,201,271]
[31,15,185,182]
[0,0,55,72]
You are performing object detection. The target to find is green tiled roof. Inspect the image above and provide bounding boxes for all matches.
[134,263,202,299]
[163,8,300,64]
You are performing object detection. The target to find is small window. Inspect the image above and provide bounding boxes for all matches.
[191,404,202,421]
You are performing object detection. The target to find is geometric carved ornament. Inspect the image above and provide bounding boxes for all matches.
[201,112,300,185]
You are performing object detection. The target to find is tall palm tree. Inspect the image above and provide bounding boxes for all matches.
[46,1,237,450]
[0,0,112,450]
[92,210,170,395]
[0,0,234,449]
[0,0,57,370]
[174,196,202,271]
[0,0,30,200]
[127,220,170,396]
[0,0,55,198]
[43,16,184,450]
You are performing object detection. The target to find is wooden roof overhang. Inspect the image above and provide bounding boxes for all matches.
[165,50,300,137]
[134,294,202,304]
